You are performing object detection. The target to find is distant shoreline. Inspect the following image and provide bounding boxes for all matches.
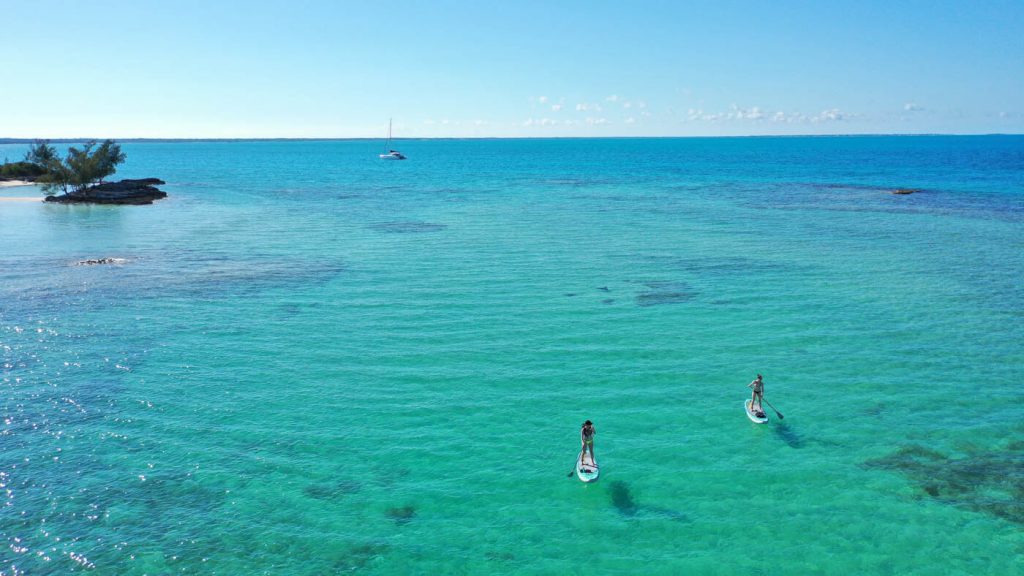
[0,134,1021,144]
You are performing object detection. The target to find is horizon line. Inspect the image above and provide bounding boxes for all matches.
[1,133,1021,144]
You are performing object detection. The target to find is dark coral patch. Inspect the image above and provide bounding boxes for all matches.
[864,443,1024,525]
[331,542,389,572]
[636,281,697,307]
[386,505,417,525]
[369,221,447,233]
[303,480,361,500]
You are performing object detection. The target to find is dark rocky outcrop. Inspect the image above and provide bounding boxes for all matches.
[892,188,921,195]
[74,258,127,266]
[44,178,167,205]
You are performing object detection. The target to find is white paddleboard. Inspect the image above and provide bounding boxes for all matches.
[745,399,769,424]
[576,450,600,483]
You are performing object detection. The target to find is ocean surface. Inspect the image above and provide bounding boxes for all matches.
[1,136,1022,575]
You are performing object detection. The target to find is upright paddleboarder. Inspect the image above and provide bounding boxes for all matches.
[748,374,765,417]
[580,420,596,464]
[574,420,600,482]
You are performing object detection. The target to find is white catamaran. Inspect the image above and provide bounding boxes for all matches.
[379,118,406,160]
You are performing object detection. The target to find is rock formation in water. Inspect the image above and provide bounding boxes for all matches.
[74,258,128,266]
[44,178,167,205]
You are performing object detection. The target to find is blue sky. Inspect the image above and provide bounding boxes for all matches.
[1,0,1021,137]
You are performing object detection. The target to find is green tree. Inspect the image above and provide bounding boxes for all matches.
[38,140,127,195]
[24,140,58,166]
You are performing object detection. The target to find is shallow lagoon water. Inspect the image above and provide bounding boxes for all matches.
[1,137,1023,574]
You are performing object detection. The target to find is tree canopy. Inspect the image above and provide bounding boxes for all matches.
[25,140,58,166]
[35,140,127,195]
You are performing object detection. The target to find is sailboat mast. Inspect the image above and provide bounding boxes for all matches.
[385,118,392,151]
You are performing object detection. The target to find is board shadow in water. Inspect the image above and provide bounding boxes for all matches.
[772,422,804,448]
[608,480,688,522]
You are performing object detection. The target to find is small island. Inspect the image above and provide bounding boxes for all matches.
[1,140,167,205]
[44,178,167,205]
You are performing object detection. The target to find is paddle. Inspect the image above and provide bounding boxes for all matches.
[567,449,583,477]
[763,398,784,420]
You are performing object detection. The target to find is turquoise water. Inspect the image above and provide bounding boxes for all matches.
[1,137,1023,574]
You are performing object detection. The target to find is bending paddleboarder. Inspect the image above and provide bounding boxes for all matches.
[580,420,596,466]
[748,374,766,418]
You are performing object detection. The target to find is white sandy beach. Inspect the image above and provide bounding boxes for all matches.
[0,180,36,188]
[0,197,42,202]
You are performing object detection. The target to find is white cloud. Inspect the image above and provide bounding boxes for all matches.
[524,118,558,127]
[684,105,852,124]
[904,102,924,112]
[423,119,436,125]
[623,101,633,109]
[538,96,549,104]
[576,102,602,112]
[586,117,610,125]
[551,104,563,112]
[624,117,636,124]
[728,105,764,120]
[606,95,619,102]
[770,111,808,123]
[813,108,846,122]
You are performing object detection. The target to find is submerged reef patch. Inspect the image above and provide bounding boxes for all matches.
[303,480,361,500]
[635,281,697,307]
[369,221,447,233]
[385,505,417,525]
[330,542,390,572]
[864,443,1024,525]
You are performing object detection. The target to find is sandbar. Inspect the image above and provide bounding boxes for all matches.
[0,180,36,188]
